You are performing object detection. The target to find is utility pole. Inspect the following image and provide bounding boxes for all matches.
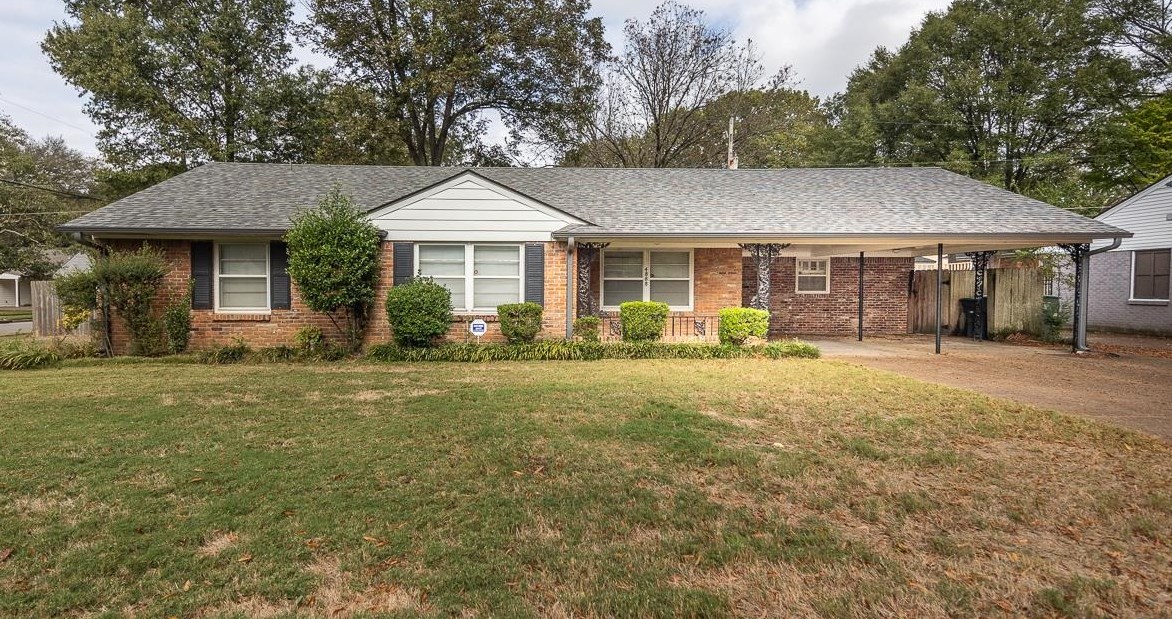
[727,116,738,170]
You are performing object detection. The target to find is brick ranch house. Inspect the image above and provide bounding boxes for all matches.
[59,164,1129,353]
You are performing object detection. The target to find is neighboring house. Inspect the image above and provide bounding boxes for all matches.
[1084,174,1172,335]
[0,272,31,308]
[58,163,1128,353]
[0,249,84,308]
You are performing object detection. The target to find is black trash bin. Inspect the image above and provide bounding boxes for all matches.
[959,297,988,340]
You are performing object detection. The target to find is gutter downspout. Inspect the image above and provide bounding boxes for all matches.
[1076,238,1122,352]
[70,232,113,356]
[565,237,575,339]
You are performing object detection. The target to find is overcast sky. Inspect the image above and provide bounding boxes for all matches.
[0,0,949,158]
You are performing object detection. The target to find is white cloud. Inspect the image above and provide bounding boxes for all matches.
[0,0,949,159]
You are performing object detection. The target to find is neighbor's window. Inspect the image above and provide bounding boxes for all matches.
[217,243,269,311]
[601,249,692,309]
[417,244,522,311]
[1132,249,1170,301]
[796,259,830,294]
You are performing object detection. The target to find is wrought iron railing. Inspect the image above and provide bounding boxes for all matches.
[597,312,721,342]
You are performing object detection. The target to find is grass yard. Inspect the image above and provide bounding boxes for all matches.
[1,360,1169,618]
[0,309,32,321]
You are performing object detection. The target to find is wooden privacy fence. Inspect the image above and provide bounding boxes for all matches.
[908,268,1045,336]
[31,280,90,338]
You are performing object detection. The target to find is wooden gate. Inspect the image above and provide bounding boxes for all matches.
[31,280,90,338]
[908,268,1044,336]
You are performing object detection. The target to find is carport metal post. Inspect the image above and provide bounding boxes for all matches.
[935,243,943,354]
[857,252,864,341]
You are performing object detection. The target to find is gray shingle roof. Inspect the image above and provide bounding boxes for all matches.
[60,162,1128,239]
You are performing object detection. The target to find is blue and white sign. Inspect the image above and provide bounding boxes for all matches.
[469,319,488,338]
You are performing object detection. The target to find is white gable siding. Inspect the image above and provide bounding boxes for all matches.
[369,175,579,242]
[1095,177,1172,252]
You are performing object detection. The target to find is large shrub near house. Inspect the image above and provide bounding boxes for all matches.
[497,302,543,344]
[93,246,168,355]
[385,277,453,347]
[718,307,770,345]
[619,301,669,342]
[285,188,382,350]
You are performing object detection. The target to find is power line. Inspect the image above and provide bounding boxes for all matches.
[0,96,97,136]
[0,178,101,201]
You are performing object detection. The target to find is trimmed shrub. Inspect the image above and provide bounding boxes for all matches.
[619,301,669,342]
[385,277,454,347]
[366,339,820,362]
[54,269,99,314]
[92,246,168,355]
[718,307,770,345]
[163,293,193,354]
[573,316,601,342]
[497,302,543,344]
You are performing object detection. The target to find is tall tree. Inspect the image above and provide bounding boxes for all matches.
[304,0,609,166]
[563,2,764,167]
[827,0,1137,194]
[1087,92,1172,191]
[43,0,306,172]
[0,115,102,278]
[1098,0,1172,88]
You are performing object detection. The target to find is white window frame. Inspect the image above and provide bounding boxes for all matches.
[1130,248,1172,302]
[214,242,271,313]
[415,243,525,313]
[796,259,830,294]
[600,249,694,311]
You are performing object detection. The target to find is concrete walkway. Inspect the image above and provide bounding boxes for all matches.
[810,335,1172,441]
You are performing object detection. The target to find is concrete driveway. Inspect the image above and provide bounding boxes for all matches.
[811,335,1172,441]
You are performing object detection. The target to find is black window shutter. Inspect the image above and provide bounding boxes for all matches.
[191,241,214,309]
[270,241,291,310]
[524,243,545,306]
[393,242,414,285]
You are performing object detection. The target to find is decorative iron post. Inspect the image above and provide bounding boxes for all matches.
[738,243,791,311]
[575,242,609,317]
[1059,243,1090,352]
[967,251,994,340]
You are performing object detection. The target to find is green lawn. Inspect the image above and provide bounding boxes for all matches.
[1,359,1169,618]
[0,309,32,321]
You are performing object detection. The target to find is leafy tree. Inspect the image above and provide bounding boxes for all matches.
[827,0,1137,195]
[1098,0,1172,89]
[698,81,831,168]
[43,0,308,171]
[563,2,764,167]
[304,0,609,166]
[1087,92,1172,192]
[284,188,382,350]
[0,114,102,277]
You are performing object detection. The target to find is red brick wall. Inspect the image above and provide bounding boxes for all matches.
[742,256,913,337]
[104,239,570,353]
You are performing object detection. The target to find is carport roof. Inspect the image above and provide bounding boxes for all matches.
[60,163,1130,241]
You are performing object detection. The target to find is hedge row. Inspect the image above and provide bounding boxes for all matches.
[365,340,820,362]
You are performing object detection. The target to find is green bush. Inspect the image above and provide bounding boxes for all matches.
[0,341,62,370]
[199,338,250,364]
[573,316,601,342]
[385,277,454,347]
[92,246,168,355]
[285,188,383,351]
[497,302,544,344]
[54,269,99,312]
[366,339,820,362]
[294,325,325,353]
[718,307,770,345]
[163,293,193,354]
[619,301,669,342]
[252,345,298,363]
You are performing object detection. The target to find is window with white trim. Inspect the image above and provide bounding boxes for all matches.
[796,259,830,294]
[216,243,270,311]
[1132,249,1170,301]
[417,244,523,311]
[602,249,693,309]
